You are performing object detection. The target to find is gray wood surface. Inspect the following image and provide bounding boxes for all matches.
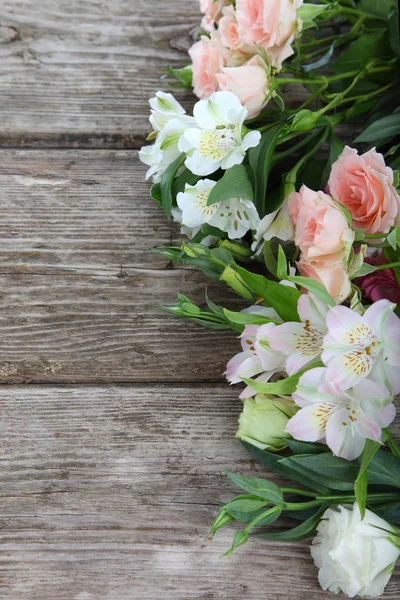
[0,1,398,599]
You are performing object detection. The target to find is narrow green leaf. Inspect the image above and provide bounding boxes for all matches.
[368,450,400,488]
[207,164,253,206]
[285,440,329,455]
[235,265,301,322]
[358,0,397,18]
[355,440,382,518]
[249,124,284,216]
[223,308,277,326]
[287,276,335,307]
[263,240,278,278]
[351,263,378,278]
[159,153,185,218]
[257,503,328,542]
[221,529,249,557]
[277,245,288,280]
[225,471,284,504]
[389,9,400,57]
[355,113,400,143]
[242,443,333,495]
[333,31,392,75]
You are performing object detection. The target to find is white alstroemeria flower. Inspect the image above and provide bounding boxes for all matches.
[171,207,217,247]
[149,91,187,132]
[139,117,193,183]
[288,367,395,460]
[267,293,329,375]
[322,299,400,394]
[252,200,294,255]
[178,91,261,176]
[225,316,287,398]
[311,504,400,598]
[177,178,260,240]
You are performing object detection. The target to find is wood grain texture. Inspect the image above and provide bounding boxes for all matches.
[0,0,200,148]
[0,149,182,272]
[0,384,398,600]
[0,269,241,383]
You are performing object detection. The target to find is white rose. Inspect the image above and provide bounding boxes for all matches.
[311,503,400,598]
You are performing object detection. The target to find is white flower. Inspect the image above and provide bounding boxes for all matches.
[139,92,195,182]
[139,117,192,183]
[178,90,261,176]
[252,200,294,255]
[177,178,260,240]
[311,503,400,598]
[149,91,187,132]
[170,207,217,246]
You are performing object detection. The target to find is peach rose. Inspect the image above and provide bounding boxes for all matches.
[288,185,355,303]
[298,261,352,305]
[189,36,228,99]
[236,0,303,70]
[218,6,255,56]
[216,55,271,118]
[200,0,231,32]
[328,146,400,235]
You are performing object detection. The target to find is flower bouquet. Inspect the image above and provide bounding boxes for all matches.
[140,0,400,597]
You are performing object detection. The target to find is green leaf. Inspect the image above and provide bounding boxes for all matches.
[333,31,392,75]
[150,182,162,204]
[355,440,381,518]
[242,362,324,395]
[286,276,335,307]
[320,134,344,187]
[242,443,333,495]
[223,308,278,326]
[225,471,284,504]
[165,65,193,88]
[223,497,269,522]
[277,245,288,280]
[351,263,378,278]
[249,124,284,216]
[389,9,400,57]
[235,265,301,322]
[355,113,400,143]
[298,3,328,25]
[368,450,400,488]
[263,240,278,278]
[358,0,397,18]
[172,168,201,197]
[281,454,358,491]
[387,228,398,250]
[159,153,185,218]
[207,164,253,206]
[373,500,400,523]
[285,440,329,455]
[257,503,328,542]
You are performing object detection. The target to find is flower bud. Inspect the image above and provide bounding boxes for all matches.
[217,239,252,261]
[220,265,254,300]
[236,394,298,451]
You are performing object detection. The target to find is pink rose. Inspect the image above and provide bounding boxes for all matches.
[216,55,271,118]
[189,36,228,99]
[200,0,230,32]
[218,6,255,55]
[328,146,400,235]
[289,185,354,264]
[289,185,355,303]
[236,0,302,70]
[354,252,400,304]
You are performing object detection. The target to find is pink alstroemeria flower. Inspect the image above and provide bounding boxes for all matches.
[287,367,396,460]
[225,308,286,397]
[267,293,329,375]
[322,299,400,395]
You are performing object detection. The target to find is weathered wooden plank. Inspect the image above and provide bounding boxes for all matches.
[0,269,242,383]
[0,149,184,272]
[0,0,199,148]
[0,384,398,600]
